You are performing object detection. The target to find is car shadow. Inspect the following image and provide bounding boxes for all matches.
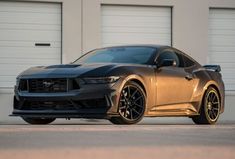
[1,118,234,126]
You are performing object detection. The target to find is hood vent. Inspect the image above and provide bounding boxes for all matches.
[46,64,80,69]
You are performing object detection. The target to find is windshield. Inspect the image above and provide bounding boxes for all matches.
[73,46,156,65]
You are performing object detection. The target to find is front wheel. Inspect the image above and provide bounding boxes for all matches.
[192,87,221,125]
[109,81,146,125]
[22,117,56,125]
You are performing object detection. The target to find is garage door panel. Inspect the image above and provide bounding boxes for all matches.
[102,16,170,25]
[103,34,170,45]
[0,76,19,87]
[0,41,60,48]
[103,33,171,40]
[102,19,170,28]
[209,46,235,52]
[0,60,59,68]
[0,48,61,58]
[102,27,170,34]
[102,23,170,28]
[219,63,235,68]
[222,78,235,84]
[0,23,61,31]
[0,66,38,76]
[0,30,61,41]
[103,22,171,29]
[224,80,235,87]
[102,6,170,16]
[210,35,235,40]
[102,34,171,43]
[0,57,60,64]
[209,9,235,91]
[209,56,234,63]
[103,40,170,46]
[0,2,61,88]
[209,26,235,31]
[0,12,60,25]
[222,68,235,74]
[224,83,235,88]
[209,54,235,62]
[102,5,171,47]
[0,1,60,13]
[209,21,235,29]
[0,82,15,88]
[0,59,60,66]
[0,61,59,78]
[209,30,235,36]
[0,68,37,80]
[209,11,235,19]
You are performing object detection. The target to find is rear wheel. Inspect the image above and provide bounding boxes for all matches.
[109,81,146,125]
[22,117,56,125]
[192,87,220,124]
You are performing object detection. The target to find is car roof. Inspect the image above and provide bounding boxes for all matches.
[99,45,200,66]
[100,44,169,50]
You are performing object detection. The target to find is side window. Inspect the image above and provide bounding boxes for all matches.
[175,52,184,67]
[158,50,183,67]
[182,55,195,67]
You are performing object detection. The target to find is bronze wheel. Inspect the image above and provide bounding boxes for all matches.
[109,81,146,124]
[192,87,220,124]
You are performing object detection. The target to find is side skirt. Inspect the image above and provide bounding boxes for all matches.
[146,103,199,117]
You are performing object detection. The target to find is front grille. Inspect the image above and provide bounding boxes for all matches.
[16,99,108,110]
[28,78,67,93]
[22,101,76,110]
[18,78,80,93]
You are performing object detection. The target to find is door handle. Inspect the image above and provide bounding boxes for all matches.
[35,43,51,46]
[185,74,193,80]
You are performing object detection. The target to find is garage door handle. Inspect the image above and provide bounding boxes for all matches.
[35,43,51,46]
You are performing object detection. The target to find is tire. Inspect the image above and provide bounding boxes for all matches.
[109,81,146,125]
[22,117,56,125]
[192,87,221,125]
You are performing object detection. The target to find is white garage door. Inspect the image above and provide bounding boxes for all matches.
[209,9,235,91]
[0,1,61,88]
[101,5,171,47]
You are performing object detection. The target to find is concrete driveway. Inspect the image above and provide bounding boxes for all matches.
[0,118,235,159]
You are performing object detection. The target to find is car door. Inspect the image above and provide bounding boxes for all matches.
[156,49,196,106]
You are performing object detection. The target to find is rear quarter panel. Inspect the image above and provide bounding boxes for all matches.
[193,68,225,113]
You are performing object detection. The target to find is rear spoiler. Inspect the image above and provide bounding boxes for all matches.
[203,65,221,72]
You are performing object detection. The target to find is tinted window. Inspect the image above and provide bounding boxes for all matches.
[157,50,184,67]
[175,52,184,67]
[74,47,156,65]
[183,55,195,67]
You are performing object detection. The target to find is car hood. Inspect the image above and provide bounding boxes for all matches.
[18,63,125,79]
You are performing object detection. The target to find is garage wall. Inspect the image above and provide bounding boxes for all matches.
[1,0,235,122]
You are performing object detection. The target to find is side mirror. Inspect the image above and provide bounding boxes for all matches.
[158,59,177,67]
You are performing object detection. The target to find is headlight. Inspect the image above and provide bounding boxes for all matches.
[82,76,120,84]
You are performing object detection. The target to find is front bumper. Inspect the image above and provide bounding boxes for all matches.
[11,110,119,119]
[12,82,123,119]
